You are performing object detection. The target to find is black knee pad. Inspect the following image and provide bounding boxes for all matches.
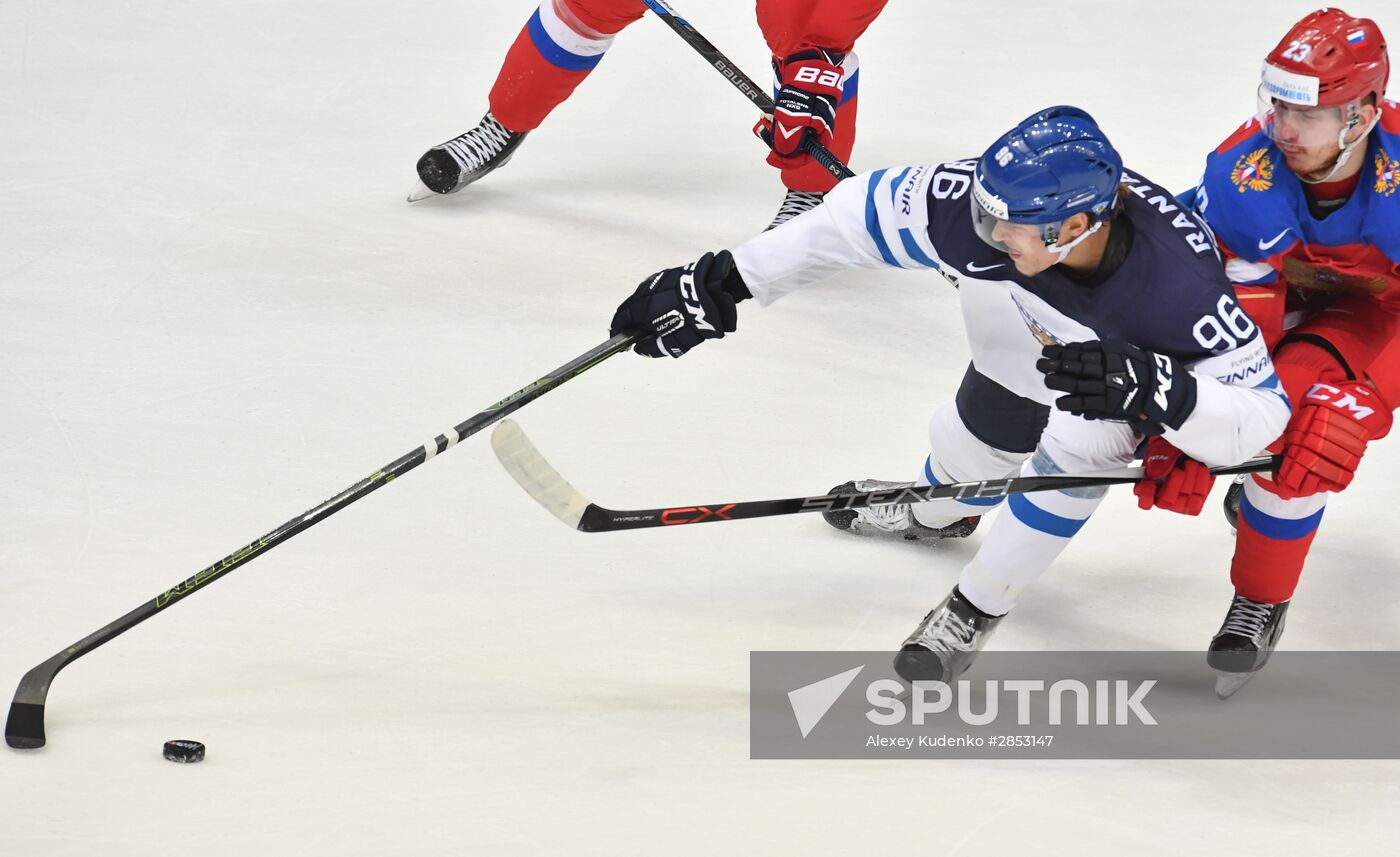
[954,363,1049,455]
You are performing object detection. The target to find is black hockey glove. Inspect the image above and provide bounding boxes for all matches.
[610,250,748,358]
[1036,340,1197,435]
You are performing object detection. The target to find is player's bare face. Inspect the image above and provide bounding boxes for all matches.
[991,220,1058,275]
[1269,101,1346,174]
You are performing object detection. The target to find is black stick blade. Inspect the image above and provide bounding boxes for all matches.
[6,702,47,749]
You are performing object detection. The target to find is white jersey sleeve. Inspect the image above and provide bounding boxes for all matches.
[731,167,944,306]
[1165,336,1290,466]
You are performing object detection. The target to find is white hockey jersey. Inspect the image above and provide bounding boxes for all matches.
[731,161,1290,465]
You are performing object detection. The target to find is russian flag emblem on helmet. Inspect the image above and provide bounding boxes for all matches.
[1262,8,1388,108]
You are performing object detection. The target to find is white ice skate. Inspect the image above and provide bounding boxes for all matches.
[821,479,979,541]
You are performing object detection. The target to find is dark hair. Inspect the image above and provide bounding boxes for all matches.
[1099,183,1132,221]
[1064,184,1131,231]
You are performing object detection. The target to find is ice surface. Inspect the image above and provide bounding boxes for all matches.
[2,1,1397,854]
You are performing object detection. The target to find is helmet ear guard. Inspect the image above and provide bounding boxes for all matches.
[1042,213,1105,256]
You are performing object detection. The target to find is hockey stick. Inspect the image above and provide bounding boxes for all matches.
[491,419,1281,533]
[640,0,856,182]
[5,334,636,750]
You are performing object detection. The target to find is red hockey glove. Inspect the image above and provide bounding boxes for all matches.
[753,48,844,170]
[1275,381,1393,498]
[1133,436,1214,516]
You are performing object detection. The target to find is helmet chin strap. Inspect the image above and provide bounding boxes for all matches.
[1300,104,1380,184]
[1047,219,1103,262]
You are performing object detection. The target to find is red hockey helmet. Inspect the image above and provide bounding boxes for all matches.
[1261,8,1389,108]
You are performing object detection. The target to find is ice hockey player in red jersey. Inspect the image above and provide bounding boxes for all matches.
[410,0,888,229]
[1137,8,1399,697]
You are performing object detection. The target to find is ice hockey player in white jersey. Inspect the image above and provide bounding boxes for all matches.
[607,106,1290,682]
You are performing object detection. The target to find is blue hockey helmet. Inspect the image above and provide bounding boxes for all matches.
[971,106,1123,254]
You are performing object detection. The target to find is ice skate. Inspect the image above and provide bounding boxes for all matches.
[821,479,979,541]
[893,587,1003,683]
[765,190,825,230]
[408,112,528,202]
[1222,475,1245,532]
[1208,594,1289,699]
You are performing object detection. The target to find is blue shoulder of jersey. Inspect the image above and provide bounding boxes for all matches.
[1361,113,1400,263]
[1194,119,1299,265]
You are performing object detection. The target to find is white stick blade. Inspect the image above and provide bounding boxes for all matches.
[490,420,590,529]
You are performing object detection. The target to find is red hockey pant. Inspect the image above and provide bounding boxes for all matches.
[486,0,887,192]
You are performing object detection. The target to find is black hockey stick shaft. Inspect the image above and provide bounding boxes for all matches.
[5,333,635,750]
[491,420,1281,534]
[578,456,1281,532]
[641,0,855,182]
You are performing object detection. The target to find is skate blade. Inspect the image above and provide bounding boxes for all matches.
[405,179,441,203]
[1214,670,1257,700]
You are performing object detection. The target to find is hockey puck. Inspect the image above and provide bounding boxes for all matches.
[162,740,205,764]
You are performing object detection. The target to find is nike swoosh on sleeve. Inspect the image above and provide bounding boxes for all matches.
[965,262,1004,272]
[1258,230,1292,252]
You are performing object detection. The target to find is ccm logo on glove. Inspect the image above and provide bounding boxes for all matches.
[1303,382,1378,419]
[611,250,747,359]
[679,267,716,333]
[1275,379,1393,498]
[647,266,715,338]
[1152,353,1174,411]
